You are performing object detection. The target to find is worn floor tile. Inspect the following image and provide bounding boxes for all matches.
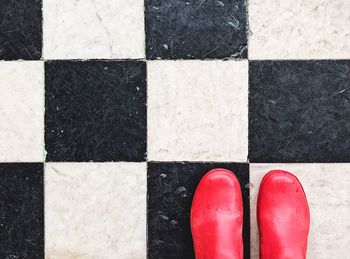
[0,61,44,162]
[0,163,44,258]
[250,163,350,259]
[0,0,42,60]
[145,0,247,59]
[148,60,248,162]
[249,0,350,59]
[249,60,350,163]
[148,162,250,259]
[45,60,147,162]
[45,162,146,259]
[43,0,145,59]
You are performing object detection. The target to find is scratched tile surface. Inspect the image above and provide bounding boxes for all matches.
[0,0,42,60]
[249,60,350,163]
[249,0,350,59]
[43,0,145,59]
[0,61,44,162]
[45,162,146,258]
[145,0,248,59]
[0,163,44,258]
[45,60,147,162]
[147,60,248,162]
[0,0,349,258]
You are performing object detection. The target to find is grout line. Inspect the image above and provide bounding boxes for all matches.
[41,0,44,60]
[41,61,46,163]
[2,58,349,62]
[248,58,350,61]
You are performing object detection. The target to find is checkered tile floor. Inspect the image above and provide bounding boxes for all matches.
[0,0,349,258]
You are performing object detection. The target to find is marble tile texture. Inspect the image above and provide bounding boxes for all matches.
[45,60,147,162]
[43,0,145,59]
[249,60,350,163]
[249,0,350,59]
[145,0,247,59]
[0,163,44,258]
[0,0,42,60]
[250,163,350,259]
[148,60,248,162]
[0,61,44,162]
[45,162,146,259]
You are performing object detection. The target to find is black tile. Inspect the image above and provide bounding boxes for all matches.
[0,0,42,60]
[147,162,249,259]
[249,60,350,163]
[45,60,147,162]
[0,163,44,258]
[145,0,247,60]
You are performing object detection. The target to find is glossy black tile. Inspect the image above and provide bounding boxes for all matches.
[145,0,247,60]
[249,60,350,162]
[0,0,42,60]
[0,163,44,258]
[147,162,249,259]
[45,60,147,162]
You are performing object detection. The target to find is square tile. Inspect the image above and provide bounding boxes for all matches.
[43,0,145,59]
[0,0,42,60]
[148,162,250,259]
[148,60,248,162]
[249,0,350,59]
[0,163,44,258]
[45,162,146,259]
[250,163,350,259]
[45,60,147,162]
[249,60,350,163]
[145,0,247,59]
[0,61,44,162]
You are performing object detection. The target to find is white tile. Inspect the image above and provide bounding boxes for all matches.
[250,163,350,259]
[45,162,146,259]
[0,61,44,162]
[43,0,145,59]
[249,0,350,59]
[147,60,248,162]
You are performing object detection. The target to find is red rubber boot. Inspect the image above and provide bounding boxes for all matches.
[258,170,310,259]
[190,168,244,259]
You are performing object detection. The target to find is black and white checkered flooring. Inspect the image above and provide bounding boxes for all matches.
[0,0,349,258]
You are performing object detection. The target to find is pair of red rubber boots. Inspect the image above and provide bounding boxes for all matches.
[191,169,310,259]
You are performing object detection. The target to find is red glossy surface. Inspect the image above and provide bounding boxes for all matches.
[258,170,310,259]
[190,168,244,259]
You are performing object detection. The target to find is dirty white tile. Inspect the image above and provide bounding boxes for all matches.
[249,0,350,59]
[250,163,350,259]
[147,60,248,162]
[45,162,146,259]
[0,61,44,162]
[43,0,145,59]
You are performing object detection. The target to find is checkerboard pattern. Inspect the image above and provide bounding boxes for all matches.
[0,0,349,258]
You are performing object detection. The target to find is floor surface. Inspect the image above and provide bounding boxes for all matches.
[0,0,349,258]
